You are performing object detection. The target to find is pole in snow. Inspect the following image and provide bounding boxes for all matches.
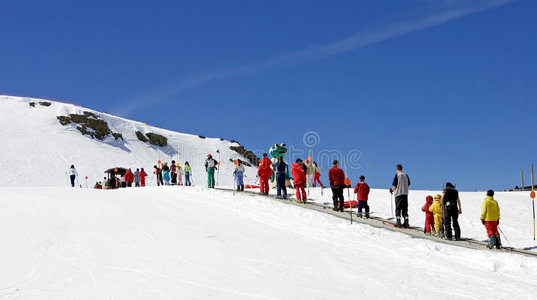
[530,164,535,241]
[521,170,525,191]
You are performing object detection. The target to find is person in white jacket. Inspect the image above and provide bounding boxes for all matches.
[66,165,78,187]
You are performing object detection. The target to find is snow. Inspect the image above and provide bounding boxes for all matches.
[1,187,536,299]
[1,95,537,299]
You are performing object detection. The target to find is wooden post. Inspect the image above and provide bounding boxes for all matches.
[521,170,525,191]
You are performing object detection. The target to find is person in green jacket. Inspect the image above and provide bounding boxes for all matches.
[481,190,501,249]
[205,154,218,188]
[184,162,192,186]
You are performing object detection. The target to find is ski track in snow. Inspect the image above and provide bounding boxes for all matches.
[1,187,537,299]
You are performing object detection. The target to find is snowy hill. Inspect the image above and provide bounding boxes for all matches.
[1,186,537,299]
[0,95,259,187]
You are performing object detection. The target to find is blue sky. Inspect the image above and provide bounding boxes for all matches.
[1,0,536,191]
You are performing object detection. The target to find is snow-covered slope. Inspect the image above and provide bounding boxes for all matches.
[1,186,536,299]
[0,95,258,187]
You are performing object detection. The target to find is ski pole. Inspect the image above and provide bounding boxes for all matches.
[498,226,512,248]
[343,159,352,224]
[233,173,236,196]
[390,191,394,218]
[216,149,221,186]
[532,164,535,240]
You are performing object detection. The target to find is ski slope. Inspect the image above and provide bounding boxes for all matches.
[0,95,257,187]
[1,186,536,299]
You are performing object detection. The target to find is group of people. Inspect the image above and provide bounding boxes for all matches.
[153,161,192,186]
[421,186,501,248]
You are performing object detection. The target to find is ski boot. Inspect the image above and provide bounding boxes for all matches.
[357,213,363,218]
[487,235,497,249]
[495,235,502,249]
[403,218,410,228]
[365,213,370,219]
[395,218,402,228]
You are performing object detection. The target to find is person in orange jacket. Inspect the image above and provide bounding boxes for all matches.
[291,158,307,202]
[139,168,147,187]
[422,195,434,235]
[258,153,273,195]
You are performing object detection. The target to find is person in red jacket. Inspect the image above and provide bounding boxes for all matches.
[139,168,147,187]
[125,168,134,187]
[291,158,307,202]
[422,195,434,235]
[258,153,273,195]
[354,175,370,218]
[329,160,346,212]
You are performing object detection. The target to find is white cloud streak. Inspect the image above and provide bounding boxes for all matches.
[112,0,515,116]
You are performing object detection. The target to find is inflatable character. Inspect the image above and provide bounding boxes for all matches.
[269,143,292,187]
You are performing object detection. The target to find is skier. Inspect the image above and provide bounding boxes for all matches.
[134,168,140,187]
[162,163,170,185]
[258,153,272,195]
[177,163,183,186]
[154,165,163,186]
[273,156,288,199]
[305,159,315,188]
[139,168,147,187]
[184,162,192,186]
[442,182,462,240]
[233,159,245,192]
[170,160,177,185]
[291,158,307,202]
[354,175,370,218]
[429,194,443,237]
[328,160,346,212]
[125,168,134,187]
[422,195,434,235]
[66,165,78,187]
[205,154,218,188]
[390,164,411,228]
[481,190,501,249]
[313,161,323,187]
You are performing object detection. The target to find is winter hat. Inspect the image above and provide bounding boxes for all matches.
[434,194,441,200]
[445,182,455,188]
[207,154,212,158]
[426,195,433,203]
[487,190,494,197]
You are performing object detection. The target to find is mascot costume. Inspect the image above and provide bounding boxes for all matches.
[269,143,292,188]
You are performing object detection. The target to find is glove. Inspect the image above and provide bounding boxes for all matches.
[481,219,485,225]
[389,189,393,195]
[497,219,499,225]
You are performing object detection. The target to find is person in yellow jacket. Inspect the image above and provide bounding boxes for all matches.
[481,190,501,249]
[429,194,444,237]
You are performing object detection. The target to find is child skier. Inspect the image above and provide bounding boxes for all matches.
[422,195,434,235]
[481,190,501,249]
[233,159,245,192]
[354,175,370,218]
[429,194,443,237]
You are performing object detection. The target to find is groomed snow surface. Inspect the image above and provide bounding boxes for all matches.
[1,186,537,299]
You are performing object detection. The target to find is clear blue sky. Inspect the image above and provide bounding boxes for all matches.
[1,0,536,191]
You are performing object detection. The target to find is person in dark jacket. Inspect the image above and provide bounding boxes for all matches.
[328,160,346,212]
[442,182,462,240]
[391,164,411,228]
[273,156,288,199]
